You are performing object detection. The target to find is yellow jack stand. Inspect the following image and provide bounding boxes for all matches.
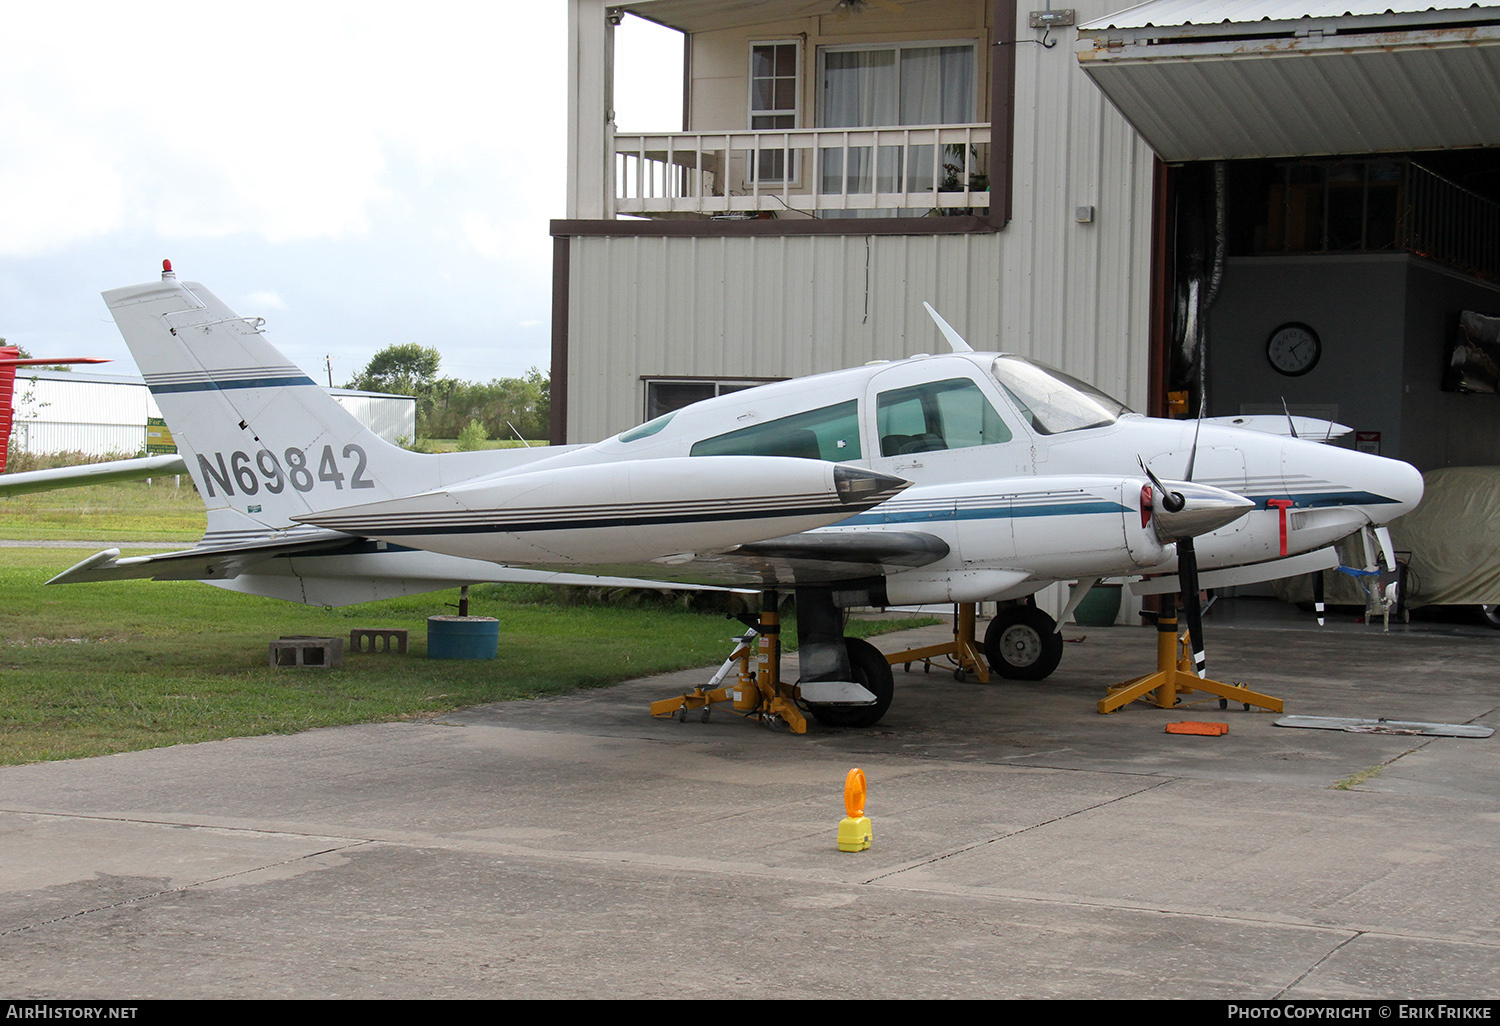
[650,599,808,734]
[883,602,990,682]
[1098,601,1283,715]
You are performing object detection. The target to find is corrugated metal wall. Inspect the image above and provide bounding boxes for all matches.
[9,374,154,455]
[566,0,1156,442]
[330,391,418,445]
[8,373,417,455]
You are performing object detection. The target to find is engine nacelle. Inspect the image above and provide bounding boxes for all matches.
[954,475,1169,579]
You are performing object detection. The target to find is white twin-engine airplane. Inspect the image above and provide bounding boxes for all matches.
[52,264,1423,727]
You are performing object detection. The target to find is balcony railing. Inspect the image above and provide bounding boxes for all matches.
[611,124,991,218]
[1400,163,1500,281]
[1261,158,1500,280]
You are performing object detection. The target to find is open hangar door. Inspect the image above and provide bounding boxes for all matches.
[1078,0,1500,616]
[1075,0,1500,466]
[1169,151,1500,470]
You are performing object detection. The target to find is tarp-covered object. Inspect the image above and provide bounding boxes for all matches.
[1392,467,1500,608]
[1274,466,1500,609]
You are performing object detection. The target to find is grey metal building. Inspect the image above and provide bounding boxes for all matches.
[555,0,1500,473]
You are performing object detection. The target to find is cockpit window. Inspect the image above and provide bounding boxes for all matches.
[690,401,861,461]
[876,378,1012,456]
[618,411,676,443]
[989,356,1131,435]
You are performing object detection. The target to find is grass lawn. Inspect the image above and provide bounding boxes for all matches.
[0,479,205,543]
[0,447,543,541]
[0,547,935,765]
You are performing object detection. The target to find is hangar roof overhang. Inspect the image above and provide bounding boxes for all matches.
[1077,1,1500,160]
[612,1,837,34]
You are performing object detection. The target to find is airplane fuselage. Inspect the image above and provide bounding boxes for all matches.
[304,350,1424,606]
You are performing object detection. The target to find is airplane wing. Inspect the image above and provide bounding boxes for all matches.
[1201,415,1352,441]
[47,535,750,595]
[0,454,188,496]
[465,529,955,589]
[1129,546,1340,595]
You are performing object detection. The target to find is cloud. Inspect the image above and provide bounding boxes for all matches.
[0,105,127,255]
[0,3,680,389]
[0,3,567,254]
[244,291,287,311]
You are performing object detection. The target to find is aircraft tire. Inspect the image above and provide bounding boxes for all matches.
[808,637,894,728]
[985,605,1063,681]
[1476,604,1500,630]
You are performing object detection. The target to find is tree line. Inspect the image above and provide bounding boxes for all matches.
[344,343,549,445]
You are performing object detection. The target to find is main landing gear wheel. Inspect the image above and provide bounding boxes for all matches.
[807,637,895,729]
[985,606,1063,681]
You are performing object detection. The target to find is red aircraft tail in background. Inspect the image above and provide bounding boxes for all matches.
[0,346,109,473]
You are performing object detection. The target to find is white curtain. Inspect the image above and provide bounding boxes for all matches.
[820,45,975,204]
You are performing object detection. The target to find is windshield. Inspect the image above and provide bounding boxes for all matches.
[989,356,1131,434]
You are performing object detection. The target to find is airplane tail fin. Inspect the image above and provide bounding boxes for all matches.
[103,264,430,539]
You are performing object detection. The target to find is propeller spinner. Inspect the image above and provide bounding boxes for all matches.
[1138,456,1254,679]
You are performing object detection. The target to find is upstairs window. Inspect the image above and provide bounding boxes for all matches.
[819,43,978,197]
[750,41,800,183]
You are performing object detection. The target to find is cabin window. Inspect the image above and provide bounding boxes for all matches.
[690,400,862,462]
[618,412,676,443]
[750,41,800,183]
[875,378,1011,456]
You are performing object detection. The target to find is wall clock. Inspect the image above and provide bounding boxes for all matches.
[1266,322,1321,376]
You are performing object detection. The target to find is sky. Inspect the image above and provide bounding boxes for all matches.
[0,2,682,387]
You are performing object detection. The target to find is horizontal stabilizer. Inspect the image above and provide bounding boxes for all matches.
[48,531,363,584]
[0,454,188,496]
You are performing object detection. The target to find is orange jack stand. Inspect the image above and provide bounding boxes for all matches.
[650,599,808,733]
[1098,602,1283,715]
[883,602,990,682]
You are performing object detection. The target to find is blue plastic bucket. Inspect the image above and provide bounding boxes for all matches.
[426,615,500,660]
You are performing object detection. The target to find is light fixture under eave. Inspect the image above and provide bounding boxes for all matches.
[807,0,907,19]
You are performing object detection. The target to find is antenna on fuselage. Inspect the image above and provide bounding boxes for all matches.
[922,303,973,353]
[1281,397,1300,440]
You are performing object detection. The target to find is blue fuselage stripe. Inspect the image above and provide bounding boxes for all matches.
[1247,491,1397,508]
[844,501,1128,526]
[148,376,316,394]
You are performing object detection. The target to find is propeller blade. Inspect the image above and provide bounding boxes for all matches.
[1313,570,1326,627]
[1177,537,1208,678]
[1183,414,1203,482]
[1137,456,1184,513]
